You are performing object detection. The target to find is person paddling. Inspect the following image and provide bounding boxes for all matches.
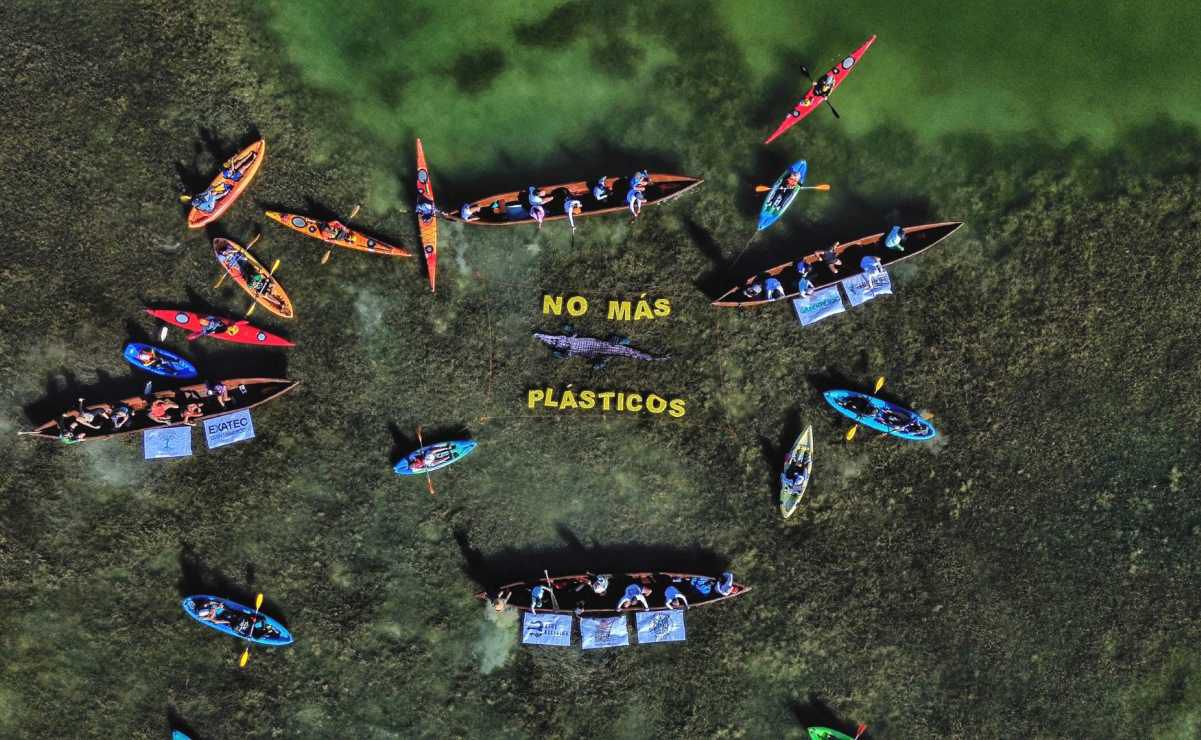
[616,583,650,610]
[322,220,351,242]
[592,176,610,201]
[629,170,650,191]
[457,202,480,222]
[884,225,905,251]
[529,584,551,614]
[664,585,689,610]
[626,187,646,220]
[814,72,835,98]
[527,187,552,229]
[564,197,583,232]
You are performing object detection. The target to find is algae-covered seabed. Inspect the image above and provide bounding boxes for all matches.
[3,0,1201,737]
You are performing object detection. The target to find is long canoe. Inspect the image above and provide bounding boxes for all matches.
[415,138,438,292]
[181,595,293,646]
[145,309,294,348]
[780,425,813,519]
[712,221,963,307]
[264,210,413,258]
[213,238,294,319]
[476,572,749,615]
[186,139,265,228]
[764,36,876,144]
[441,174,704,227]
[20,378,298,442]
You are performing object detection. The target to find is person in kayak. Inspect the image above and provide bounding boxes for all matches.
[148,398,180,425]
[860,255,884,273]
[529,584,551,614]
[248,272,274,295]
[715,571,736,597]
[527,187,553,229]
[415,193,438,222]
[626,187,646,220]
[487,589,512,613]
[765,276,786,300]
[135,347,164,369]
[180,402,204,426]
[664,585,689,610]
[576,574,609,595]
[190,181,232,214]
[195,599,234,626]
[629,170,650,191]
[820,246,842,274]
[884,225,905,251]
[456,203,480,222]
[877,408,910,430]
[592,176,610,201]
[814,72,835,98]
[616,583,650,610]
[221,149,257,182]
[322,220,351,242]
[216,243,246,275]
[205,381,232,408]
[409,444,453,471]
[109,404,132,430]
[564,197,583,232]
[743,281,764,299]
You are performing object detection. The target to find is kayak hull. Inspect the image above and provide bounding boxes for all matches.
[475,571,750,615]
[779,425,813,518]
[764,36,876,144]
[758,160,807,231]
[823,389,937,441]
[212,238,294,319]
[394,439,477,475]
[186,139,265,228]
[264,210,413,258]
[181,595,293,646]
[145,309,294,347]
[808,729,857,740]
[415,138,437,292]
[122,343,198,379]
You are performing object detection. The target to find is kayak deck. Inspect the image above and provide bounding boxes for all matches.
[264,210,413,258]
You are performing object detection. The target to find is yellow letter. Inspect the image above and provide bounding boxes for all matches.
[653,298,671,318]
[668,399,687,418]
[544,387,558,408]
[559,389,577,410]
[646,394,667,414]
[542,294,563,315]
[626,393,643,412]
[527,389,544,408]
[607,300,631,321]
[633,299,655,320]
[578,390,596,409]
[598,391,615,411]
[566,296,588,317]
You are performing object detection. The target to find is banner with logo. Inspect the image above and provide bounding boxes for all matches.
[792,285,845,326]
[521,612,572,647]
[203,409,255,449]
[580,616,630,649]
[843,268,893,307]
[143,426,192,459]
[635,610,686,644]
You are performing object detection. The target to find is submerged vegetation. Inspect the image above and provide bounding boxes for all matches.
[2,1,1201,738]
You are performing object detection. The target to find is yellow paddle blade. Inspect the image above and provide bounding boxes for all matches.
[268,258,281,276]
[254,593,264,611]
[239,648,250,668]
[178,194,192,203]
[846,425,858,441]
[321,250,332,265]
[754,185,771,193]
[920,411,934,420]
[873,376,886,392]
[811,183,831,191]
[246,302,257,317]
[247,233,262,249]
[214,272,227,289]
[349,204,362,219]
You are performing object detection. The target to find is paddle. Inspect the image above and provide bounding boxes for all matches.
[800,65,840,119]
[754,183,831,193]
[415,425,435,496]
[215,233,262,289]
[845,376,885,441]
[853,724,868,740]
[246,257,281,318]
[238,592,264,668]
[321,204,361,265]
[544,570,561,612]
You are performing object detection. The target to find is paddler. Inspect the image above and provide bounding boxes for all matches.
[190,181,232,214]
[796,261,816,297]
[220,148,257,181]
[616,583,650,611]
[564,197,583,232]
[813,72,835,98]
[714,571,736,597]
[884,225,905,251]
[415,196,438,221]
[216,242,245,274]
[527,187,553,229]
[783,456,809,488]
[579,574,608,595]
[148,398,180,425]
[765,276,786,300]
[664,585,689,610]
[181,402,204,426]
[135,347,164,369]
[456,203,481,222]
[322,220,351,242]
[743,281,765,299]
[629,170,650,191]
[529,584,551,614]
[592,176,610,201]
[626,187,646,220]
[109,404,132,430]
[248,272,274,295]
[820,245,842,274]
[487,589,512,613]
[195,599,234,626]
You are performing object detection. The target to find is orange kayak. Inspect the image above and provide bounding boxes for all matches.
[186,139,265,228]
[264,210,413,258]
[415,138,437,292]
[212,238,294,319]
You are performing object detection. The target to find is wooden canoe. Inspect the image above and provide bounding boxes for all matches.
[415,138,437,292]
[441,174,704,226]
[186,139,265,228]
[712,221,964,307]
[20,378,298,442]
[212,238,294,319]
[145,309,294,348]
[264,210,413,258]
[475,571,749,615]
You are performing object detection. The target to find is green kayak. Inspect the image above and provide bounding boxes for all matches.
[809,727,861,740]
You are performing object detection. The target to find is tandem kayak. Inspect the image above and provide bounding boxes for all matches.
[122,343,198,379]
[764,36,877,145]
[758,160,807,231]
[264,210,413,258]
[394,440,477,475]
[186,139,265,228]
[823,389,936,441]
[181,595,294,646]
[145,309,294,348]
[415,138,438,292]
[780,425,813,518]
[213,238,294,319]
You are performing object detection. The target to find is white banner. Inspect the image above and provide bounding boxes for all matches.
[792,285,845,326]
[843,268,893,307]
[143,426,192,459]
[521,612,572,647]
[203,409,255,449]
[580,616,630,649]
[635,610,686,644]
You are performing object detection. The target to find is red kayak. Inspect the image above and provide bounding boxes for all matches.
[764,35,876,145]
[415,138,437,293]
[145,309,294,347]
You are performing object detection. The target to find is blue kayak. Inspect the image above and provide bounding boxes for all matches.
[172,732,192,740]
[757,159,807,231]
[823,389,937,441]
[123,343,198,379]
[181,595,294,646]
[394,439,477,475]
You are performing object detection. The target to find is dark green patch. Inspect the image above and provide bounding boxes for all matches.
[449,47,507,94]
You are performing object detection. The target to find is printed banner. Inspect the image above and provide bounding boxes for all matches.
[143,426,192,459]
[792,285,845,326]
[521,612,572,647]
[843,268,893,307]
[635,610,687,644]
[580,616,630,650]
[203,409,255,450]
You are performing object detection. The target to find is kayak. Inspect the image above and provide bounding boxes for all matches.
[122,343,198,379]
[764,36,877,145]
[475,571,750,615]
[415,138,437,292]
[779,425,813,518]
[181,595,293,646]
[186,139,265,228]
[712,221,963,307]
[264,210,413,258]
[823,389,937,441]
[212,238,294,319]
[808,729,858,740]
[172,732,191,740]
[441,174,704,226]
[394,440,477,475]
[145,309,294,348]
[758,160,807,231]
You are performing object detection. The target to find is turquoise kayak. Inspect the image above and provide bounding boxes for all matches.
[757,159,807,231]
[172,732,192,740]
[394,439,477,475]
[823,389,936,441]
[181,595,294,646]
[123,343,197,379]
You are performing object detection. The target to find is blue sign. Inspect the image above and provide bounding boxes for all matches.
[580,616,630,649]
[521,612,572,647]
[143,426,192,459]
[844,268,893,307]
[792,285,845,326]
[635,610,686,644]
[203,409,255,449]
